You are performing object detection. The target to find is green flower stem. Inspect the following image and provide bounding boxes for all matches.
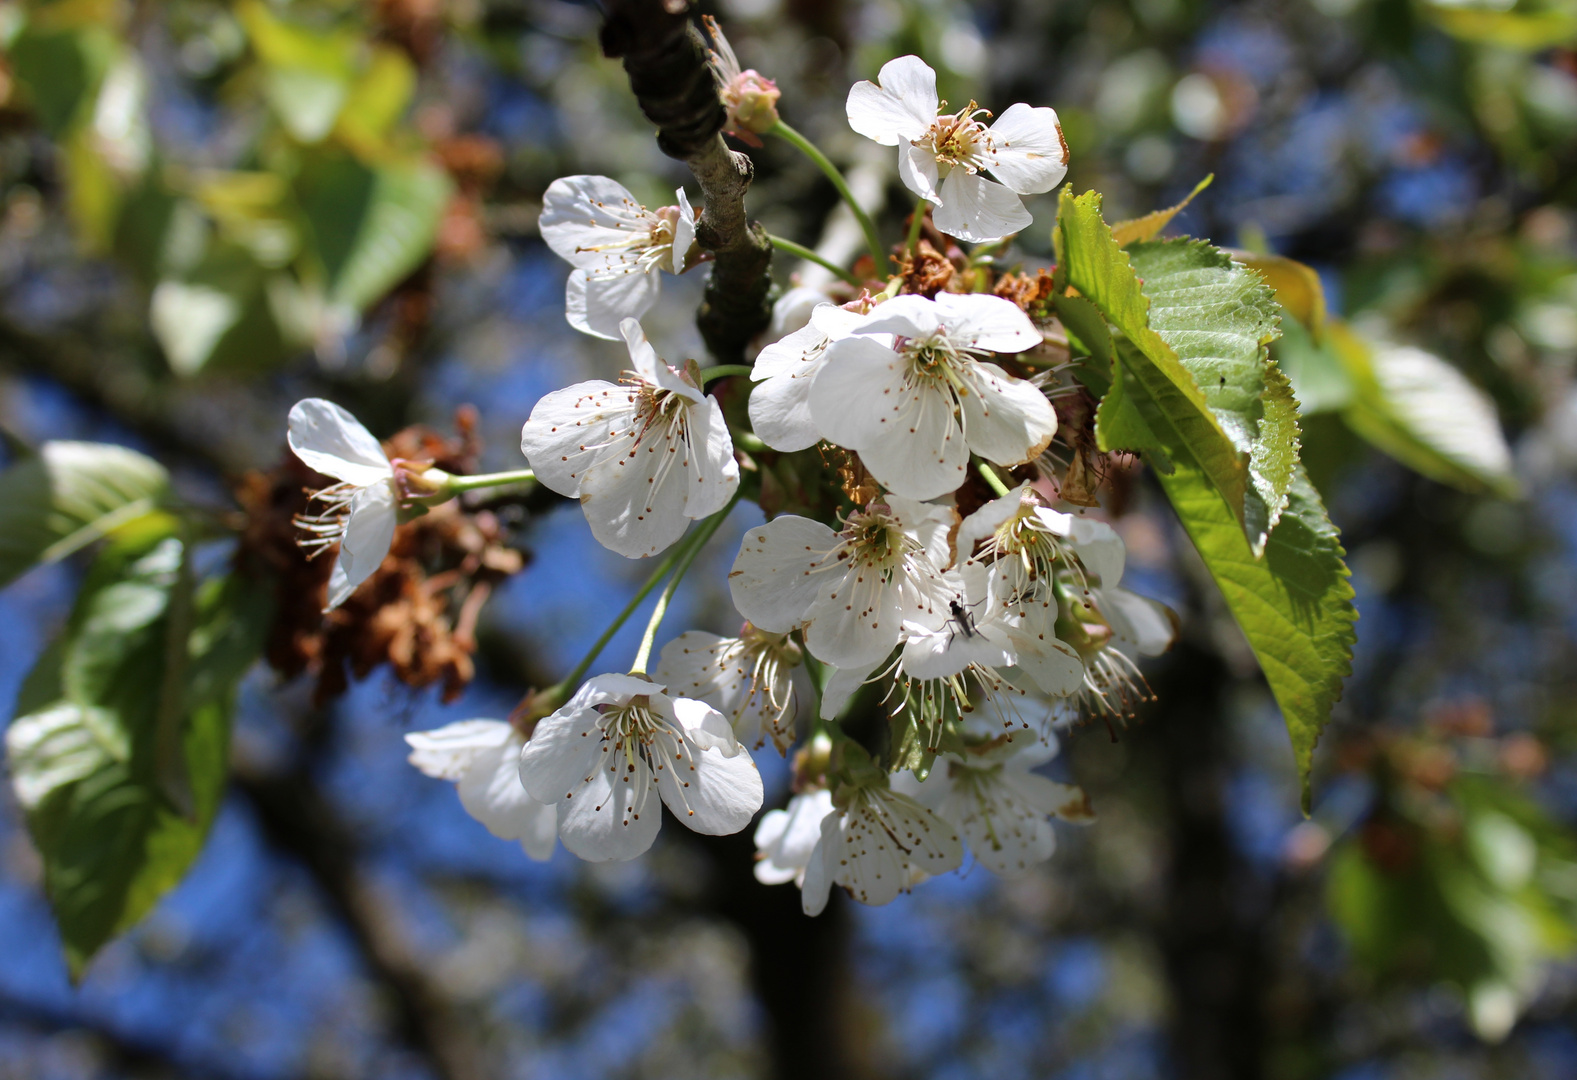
[699,364,756,385]
[768,234,862,287]
[438,468,536,493]
[629,488,743,675]
[906,200,929,257]
[769,120,885,269]
[976,460,1011,496]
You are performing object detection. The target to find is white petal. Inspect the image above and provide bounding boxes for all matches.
[728,515,839,633]
[288,399,391,486]
[673,187,697,273]
[844,294,943,340]
[578,418,694,559]
[682,395,741,518]
[519,380,637,498]
[457,738,558,861]
[806,572,906,669]
[557,752,663,862]
[669,694,744,757]
[405,719,513,780]
[931,171,1031,244]
[657,735,763,836]
[956,483,1033,560]
[1006,768,1093,822]
[958,360,1058,467]
[800,825,835,916]
[752,320,829,381]
[749,362,825,452]
[324,482,397,610]
[809,335,912,450]
[566,268,661,341]
[887,494,957,570]
[845,56,937,145]
[981,103,1068,195]
[1101,587,1175,657]
[539,175,652,270]
[899,144,942,203]
[1069,517,1125,587]
[854,382,971,501]
[942,770,1056,875]
[932,292,1042,353]
[768,287,826,339]
[820,662,877,720]
[621,317,700,402]
[517,699,605,806]
[1009,621,1085,696]
[755,789,834,885]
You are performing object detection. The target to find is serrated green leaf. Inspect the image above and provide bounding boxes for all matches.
[1128,238,1297,553]
[0,442,170,589]
[4,528,272,977]
[1057,190,1249,524]
[1155,460,1355,811]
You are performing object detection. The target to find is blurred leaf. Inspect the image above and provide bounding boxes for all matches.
[8,24,116,135]
[1109,174,1212,247]
[1331,323,1520,498]
[1274,317,1355,414]
[4,528,272,978]
[335,45,417,150]
[236,0,358,144]
[296,150,451,312]
[0,442,169,589]
[1423,1,1577,49]
[1128,239,1297,554]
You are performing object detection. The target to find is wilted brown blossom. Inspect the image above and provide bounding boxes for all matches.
[235,408,526,705]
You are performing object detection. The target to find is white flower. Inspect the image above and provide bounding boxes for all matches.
[809,293,1057,500]
[748,301,875,452]
[520,318,739,558]
[703,15,781,147]
[405,720,557,860]
[517,672,764,862]
[655,625,802,753]
[288,398,399,612]
[727,495,955,670]
[753,787,834,886]
[800,781,963,914]
[915,740,1092,875]
[846,55,1068,242]
[538,175,697,340]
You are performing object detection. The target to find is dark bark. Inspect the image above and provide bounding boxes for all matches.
[600,0,774,363]
[1152,641,1269,1080]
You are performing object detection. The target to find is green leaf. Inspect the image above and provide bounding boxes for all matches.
[236,0,358,144]
[4,528,272,977]
[1127,238,1297,554]
[1109,173,1212,248]
[0,442,170,589]
[1331,325,1519,498]
[8,25,116,136]
[1057,190,1250,527]
[1423,0,1577,49]
[295,150,452,313]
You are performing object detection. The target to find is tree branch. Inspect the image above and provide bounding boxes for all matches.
[600,0,774,363]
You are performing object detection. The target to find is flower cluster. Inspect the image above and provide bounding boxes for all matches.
[285,39,1173,911]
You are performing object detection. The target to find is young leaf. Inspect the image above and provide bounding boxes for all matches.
[0,442,170,589]
[1128,238,1298,553]
[1109,174,1213,248]
[1057,190,1250,527]
[4,529,271,977]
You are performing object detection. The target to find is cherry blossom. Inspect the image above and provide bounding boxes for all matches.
[748,300,875,452]
[516,673,763,862]
[800,780,963,914]
[288,398,400,612]
[753,787,835,886]
[703,16,781,146]
[655,625,802,752]
[538,175,697,340]
[846,55,1068,242]
[405,720,557,860]
[520,318,739,558]
[727,495,955,670]
[809,293,1057,500]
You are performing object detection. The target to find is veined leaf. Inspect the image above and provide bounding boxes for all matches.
[1230,250,1328,339]
[0,442,170,589]
[1128,239,1297,553]
[1057,189,1249,524]
[5,529,271,977]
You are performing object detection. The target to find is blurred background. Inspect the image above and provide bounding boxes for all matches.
[2,0,1576,1078]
